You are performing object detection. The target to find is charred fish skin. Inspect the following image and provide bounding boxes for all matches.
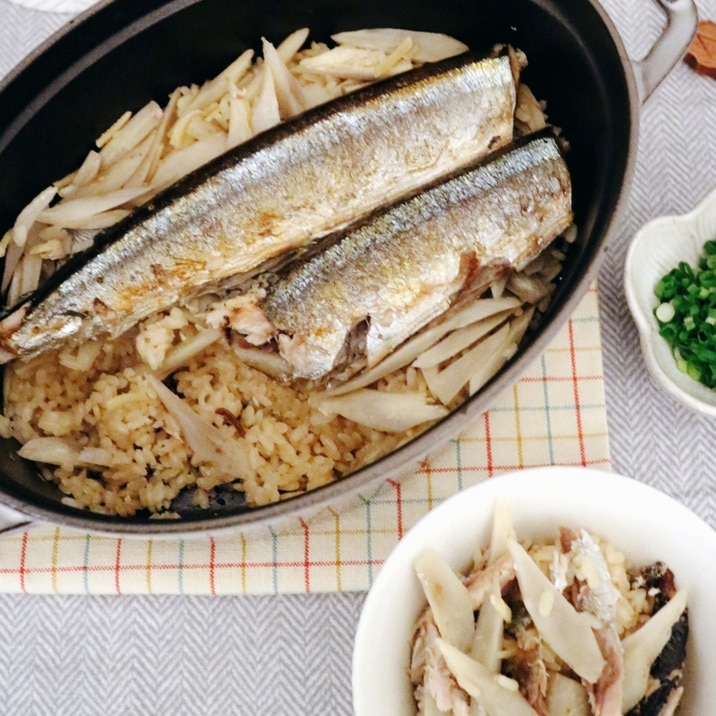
[231,131,573,380]
[626,564,688,716]
[626,610,688,716]
[0,50,519,363]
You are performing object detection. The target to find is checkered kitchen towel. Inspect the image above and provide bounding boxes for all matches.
[0,285,610,594]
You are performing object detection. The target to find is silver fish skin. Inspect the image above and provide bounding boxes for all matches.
[568,529,621,624]
[223,133,573,380]
[0,50,519,363]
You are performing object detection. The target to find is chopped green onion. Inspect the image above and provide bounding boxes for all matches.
[687,362,702,381]
[655,302,675,323]
[654,237,716,390]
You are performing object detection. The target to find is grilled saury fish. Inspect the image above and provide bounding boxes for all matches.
[212,132,573,381]
[0,50,520,363]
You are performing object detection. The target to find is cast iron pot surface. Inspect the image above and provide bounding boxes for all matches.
[0,0,698,536]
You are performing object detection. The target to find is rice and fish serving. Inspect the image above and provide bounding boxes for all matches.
[411,505,688,715]
[0,28,575,516]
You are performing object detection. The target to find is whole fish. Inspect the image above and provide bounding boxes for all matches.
[213,132,573,381]
[0,50,520,363]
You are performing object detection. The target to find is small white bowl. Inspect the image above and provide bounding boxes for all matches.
[625,188,716,415]
[352,466,716,715]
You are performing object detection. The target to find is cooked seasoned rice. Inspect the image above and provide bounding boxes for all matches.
[410,520,687,715]
[0,29,563,516]
[3,322,409,514]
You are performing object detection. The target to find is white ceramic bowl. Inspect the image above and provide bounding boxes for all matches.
[625,188,716,415]
[352,466,716,715]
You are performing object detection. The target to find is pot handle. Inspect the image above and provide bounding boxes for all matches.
[633,0,698,103]
[0,502,33,537]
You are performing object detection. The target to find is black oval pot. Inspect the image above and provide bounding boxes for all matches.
[0,0,697,536]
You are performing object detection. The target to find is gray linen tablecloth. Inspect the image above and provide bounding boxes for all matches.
[0,0,715,713]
